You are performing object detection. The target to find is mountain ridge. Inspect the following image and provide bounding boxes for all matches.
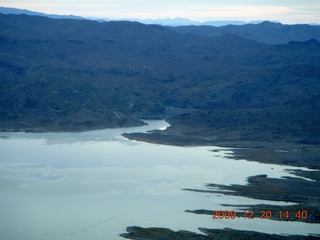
[1,6,319,27]
[167,21,320,44]
[0,6,84,20]
[0,13,319,143]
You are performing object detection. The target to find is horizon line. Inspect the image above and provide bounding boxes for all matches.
[0,6,319,26]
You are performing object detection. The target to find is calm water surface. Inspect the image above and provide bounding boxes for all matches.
[0,120,319,240]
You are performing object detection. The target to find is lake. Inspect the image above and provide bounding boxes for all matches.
[0,120,319,240]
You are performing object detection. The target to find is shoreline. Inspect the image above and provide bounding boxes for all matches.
[121,226,320,240]
[120,131,320,239]
[120,130,320,239]
[2,122,319,239]
[122,131,320,169]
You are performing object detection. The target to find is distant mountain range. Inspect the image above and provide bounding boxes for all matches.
[0,13,319,141]
[0,6,313,27]
[1,7,319,44]
[0,7,257,26]
[127,18,249,27]
[0,7,84,20]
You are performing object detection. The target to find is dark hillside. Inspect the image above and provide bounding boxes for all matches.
[0,13,319,140]
[165,96,320,142]
[167,21,320,44]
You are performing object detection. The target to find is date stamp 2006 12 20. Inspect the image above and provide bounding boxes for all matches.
[212,210,308,220]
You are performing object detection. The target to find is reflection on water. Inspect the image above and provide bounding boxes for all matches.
[0,120,319,240]
[0,119,170,144]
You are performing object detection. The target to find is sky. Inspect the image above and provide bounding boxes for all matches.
[1,0,320,24]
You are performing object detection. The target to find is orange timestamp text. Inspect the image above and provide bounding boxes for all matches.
[212,210,308,220]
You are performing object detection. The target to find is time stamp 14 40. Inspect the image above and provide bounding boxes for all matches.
[212,210,308,220]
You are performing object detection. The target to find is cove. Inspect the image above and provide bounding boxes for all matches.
[0,120,319,240]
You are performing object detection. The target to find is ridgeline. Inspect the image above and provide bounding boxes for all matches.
[0,13,319,144]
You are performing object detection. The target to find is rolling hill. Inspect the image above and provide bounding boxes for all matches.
[0,13,319,141]
[167,21,320,44]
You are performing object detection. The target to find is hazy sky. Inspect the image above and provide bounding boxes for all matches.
[1,0,319,24]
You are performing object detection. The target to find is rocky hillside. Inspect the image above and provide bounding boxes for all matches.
[0,13,319,138]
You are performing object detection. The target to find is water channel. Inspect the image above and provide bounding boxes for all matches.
[0,120,318,240]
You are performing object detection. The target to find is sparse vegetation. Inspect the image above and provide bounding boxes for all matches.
[1,13,320,136]
[1,13,320,239]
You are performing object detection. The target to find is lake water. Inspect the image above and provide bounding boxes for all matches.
[0,120,319,240]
